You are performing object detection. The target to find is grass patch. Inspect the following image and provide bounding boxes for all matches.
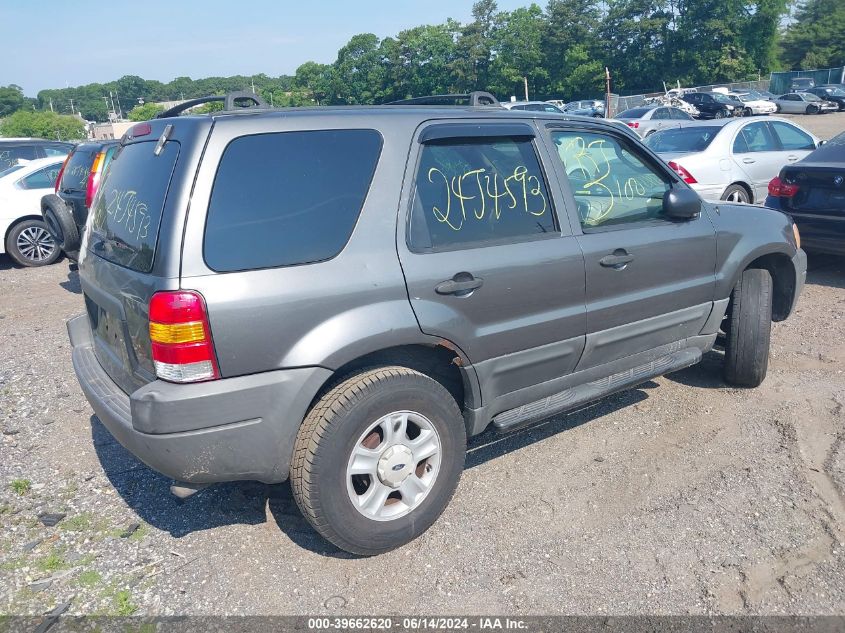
[0,557,25,571]
[113,589,137,616]
[35,550,68,573]
[9,479,31,495]
[60,512,92,532]
[76,570,102,587]
[127,523,149,542]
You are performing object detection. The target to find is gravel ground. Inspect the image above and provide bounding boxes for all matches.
[1,117,844,617]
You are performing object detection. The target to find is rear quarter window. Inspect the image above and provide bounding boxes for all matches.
[203,129,382,272]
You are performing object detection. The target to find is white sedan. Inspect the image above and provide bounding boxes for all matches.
[0,157,65,266]
[730,92,777,116]
[643,117,820,203]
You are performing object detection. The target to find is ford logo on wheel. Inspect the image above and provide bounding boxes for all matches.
[392,463,405,471]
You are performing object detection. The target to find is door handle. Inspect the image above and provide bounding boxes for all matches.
[599,250,634,269]
[435,273,483,296]
[742,158,756,164]
[787,155,799,162]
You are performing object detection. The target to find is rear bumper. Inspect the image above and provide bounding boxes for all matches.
[68,314,331,484]
[790,248,807,316]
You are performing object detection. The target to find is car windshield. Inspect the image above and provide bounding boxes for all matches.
[644,127,720,153]
[617,107,651,118]
[712,93,735,104]
[733,94,752,102]
[803,93,821,101]
[0,164,25,180]
[824,87,845,96]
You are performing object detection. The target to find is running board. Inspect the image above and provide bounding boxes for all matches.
[492,347,702,433]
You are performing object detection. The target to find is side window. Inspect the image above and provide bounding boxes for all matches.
[204,129,382,272]
[410,136,555,251]
[19,164,61,190]
[735,122,777,153]
[551,130,671,230]
[43,146,67,157]
[770,121,815,150]
[652,108,669,120]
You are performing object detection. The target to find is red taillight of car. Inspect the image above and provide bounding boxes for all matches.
[627,121,639,129]
[667,160,698,184]
[84,151,106,208]
[768,176,800,198]
[54,152,72,193]
[149,291,220,383]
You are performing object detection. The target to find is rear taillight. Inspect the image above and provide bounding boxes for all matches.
[627,121,639,129]
[768,176,799,198]
[85,151,106,208]
[149,291,219,383]
[54,152,71,193]
[667,160,698,184]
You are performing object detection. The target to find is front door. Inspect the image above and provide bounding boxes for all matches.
[542,123,717,370]
[731,120,784,201]
[398,121,587,399]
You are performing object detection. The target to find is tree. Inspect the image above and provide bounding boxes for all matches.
[452,0,498,92]
[331,33,387,104]
[0,110,85,140]
[781,0,845,69]
[294,61,335,104]
[489,5,548,98]
[127,102,165,121]
[542,0,603,98]
[0,84,26,117]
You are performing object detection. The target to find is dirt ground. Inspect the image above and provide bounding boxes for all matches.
[1,113,844,618]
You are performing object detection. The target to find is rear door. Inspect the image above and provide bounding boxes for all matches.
[398,121,586,399]
[542,122,716,370]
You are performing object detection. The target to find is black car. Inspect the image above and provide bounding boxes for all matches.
[41,140,120,260]
[805,86,845,111]
[765,131,845,255]
[682,92,742,119]
[0,139,74,170]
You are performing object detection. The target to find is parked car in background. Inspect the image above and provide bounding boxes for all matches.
[729,92,777,116]
[615,105,694,137]
[645,117,820,203]
[773,92,838,115]
[0,139,73,170]
[41,140,120,260]
[753,89,777,101]
[66,93,805,555]
[682,92,743,119]
[562,100,606,117]
[790,77,815,91]
[0,157,64,267]
[765,131,845,255]
[804,86,845,111]
[501,101,563,113]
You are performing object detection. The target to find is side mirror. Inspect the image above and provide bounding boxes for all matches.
[663,187,702,219]
[817,139,827,148]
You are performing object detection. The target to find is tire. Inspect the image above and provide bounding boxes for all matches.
[743,108,753,117]
[724,268,772,388]
[714,109,725,119]
[775,104,782,113]
[806,104,819,115]
[291,366,466,555]
[41,194,79,253]
[5,219,61,267]
[721,184,750,204]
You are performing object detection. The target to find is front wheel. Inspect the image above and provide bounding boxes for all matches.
[724,268,772,387]
[291,367,466,555]
[5,219,61,267]
[714,109,725,119]
[807,104,819,115]
[743,108,753,117]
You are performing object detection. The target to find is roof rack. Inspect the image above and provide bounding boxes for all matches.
[386,91,501,107]
[155,91,270,118]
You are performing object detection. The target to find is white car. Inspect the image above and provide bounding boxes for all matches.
[643,117,820,203]
[0,157,65,267]
[729,92,777,116]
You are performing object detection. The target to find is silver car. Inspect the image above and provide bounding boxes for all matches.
[644,117,820,203]
[501,100,564,113]
[615,105,694,138]
[773,92,838,115]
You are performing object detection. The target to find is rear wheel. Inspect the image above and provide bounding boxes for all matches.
[714,109,726,119]
[5,219,60,267]
[724,268,772,387]
[743,107,753,117]
[721,184,750,204]
[291,367,466,555]
[775,104,782,113]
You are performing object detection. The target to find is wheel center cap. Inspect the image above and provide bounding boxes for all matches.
[377,445,414,488]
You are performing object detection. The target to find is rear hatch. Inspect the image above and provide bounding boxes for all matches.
[78,119,212,395]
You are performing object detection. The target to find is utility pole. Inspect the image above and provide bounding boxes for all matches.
[604,67,612,118]
[251,78,256,94]
[68,98,75,115]
[49,98,54,113]
[523,77,529,101]
[114,90,123,119]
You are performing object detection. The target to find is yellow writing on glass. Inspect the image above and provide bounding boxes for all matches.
[426,165,547,232]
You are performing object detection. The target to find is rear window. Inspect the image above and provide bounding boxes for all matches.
[0,145,36,170]
[88,141,180,273]
[203,129,382,272]
[644,127,720,153]
[60,148,96,191]
[617,108,651,118]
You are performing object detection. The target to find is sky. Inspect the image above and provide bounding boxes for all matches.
[1,0,531,96]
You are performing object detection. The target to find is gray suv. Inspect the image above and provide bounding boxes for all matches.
[67,94,806,555]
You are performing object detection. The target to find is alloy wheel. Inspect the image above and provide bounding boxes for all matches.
[16,226,56,263]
